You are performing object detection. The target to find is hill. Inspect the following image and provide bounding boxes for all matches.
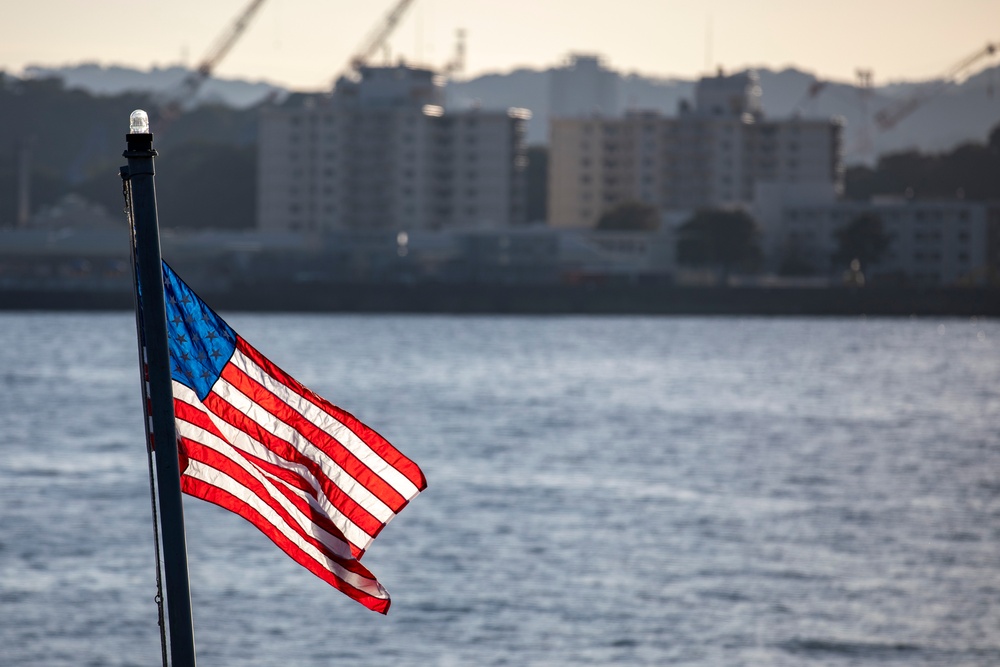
[21,63,285,109]
[446,64,1000,164]
[17,61,1000,164]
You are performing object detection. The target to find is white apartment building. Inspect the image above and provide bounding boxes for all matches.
[548,70,844,228]
[772,199,996,285]
[550,54,621,118]
[257,65,530,233]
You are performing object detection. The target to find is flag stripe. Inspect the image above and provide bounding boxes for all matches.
[179,459,391,614]
[220,358,408,512]
[234,340,426,493]
[218,359,404,517]
[174,382,377,555]
[177,431,356,563]
[204,377,391,550]
[173,396,360,559]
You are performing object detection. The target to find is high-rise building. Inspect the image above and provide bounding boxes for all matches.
[548,70,843,228]
[549,54,621,119]
[257,65,530,233]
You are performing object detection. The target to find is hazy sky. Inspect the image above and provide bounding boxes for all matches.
[2,0,997,89]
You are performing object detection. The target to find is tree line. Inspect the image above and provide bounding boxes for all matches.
[596,202,894,283]
[0,74,258,230]
[845,123,1000,202]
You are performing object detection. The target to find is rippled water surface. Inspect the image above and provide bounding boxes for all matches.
[1,313,998,666]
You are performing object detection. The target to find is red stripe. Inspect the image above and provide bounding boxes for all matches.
[237,338,427,491]
[173,399,363,554]
[180,470,390,614]
[176,398,318,497]
[219,362,407,514]
[178,437,355,561]
[200,388,383,551]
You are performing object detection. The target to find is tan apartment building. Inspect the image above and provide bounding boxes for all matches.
[548,71,844,228]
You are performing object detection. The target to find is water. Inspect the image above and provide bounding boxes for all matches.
[1,313,998,666]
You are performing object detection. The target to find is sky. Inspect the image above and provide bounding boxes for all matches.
[1,0,997,90]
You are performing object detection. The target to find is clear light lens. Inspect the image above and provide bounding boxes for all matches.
[129,109,150,134]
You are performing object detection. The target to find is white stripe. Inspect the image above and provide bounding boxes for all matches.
[173,402,357,561]
[173,382,376,552]
[210,372,400,523]
[182,457,388,601]
[229,349,420,500]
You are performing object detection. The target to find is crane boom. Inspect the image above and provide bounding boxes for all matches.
[176,0,269,103]
[197,0,268,77]
[874,41,997,131]
[347,0,417,73]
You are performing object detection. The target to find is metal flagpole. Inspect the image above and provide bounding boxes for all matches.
[123,109,198,666]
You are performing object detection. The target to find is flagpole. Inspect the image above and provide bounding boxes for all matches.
[123,110,198,667]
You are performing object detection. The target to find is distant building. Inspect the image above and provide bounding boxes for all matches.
[257,65,530,233]
[547,70,844,228]
[549,54,621,119]
[768,198,996,285]
[26,194,120,230]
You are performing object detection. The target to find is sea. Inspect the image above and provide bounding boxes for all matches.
[1,313,998,666]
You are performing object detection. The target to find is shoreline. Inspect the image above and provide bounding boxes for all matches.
[1,284,997,316]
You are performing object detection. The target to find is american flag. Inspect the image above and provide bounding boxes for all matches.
[159,262,425,614]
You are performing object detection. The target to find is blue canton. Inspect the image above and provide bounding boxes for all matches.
[162,262,236,401]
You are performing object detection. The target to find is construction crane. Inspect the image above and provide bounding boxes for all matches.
[160,0,268,112]
[341,0,417,78]
[442,29,467,80]
[874,41,997,131]
[792,80,828,116]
